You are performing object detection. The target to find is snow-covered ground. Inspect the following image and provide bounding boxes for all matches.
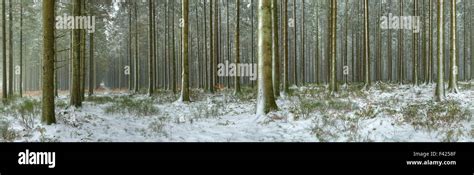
[0,82,473,142]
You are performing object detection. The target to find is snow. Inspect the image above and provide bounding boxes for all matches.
[0,83,473,142]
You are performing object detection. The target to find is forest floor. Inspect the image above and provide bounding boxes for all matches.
[0,82,473,142]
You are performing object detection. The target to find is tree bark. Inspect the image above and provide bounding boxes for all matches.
[448,0,459,93]
[256,0,278,115]
[180,0,190,102]
[435,0,445,101]
[42,0,56,125]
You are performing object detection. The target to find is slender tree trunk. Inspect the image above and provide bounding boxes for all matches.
[148,0,155,96]
[435,0,445,101]
[19,0,23,97]
[300,0,305,85]
[1,0,5,101]
[448,0,459,93]
[329,0,337,93]
[234,0,241,94]
[89,1,94,96]
[293,0,297,86]
[134,0,140,93]
[42,0,56,125]
[282,0,289,94]
[413,0,419,86]
[398,0,404,84]
[128,3,133,91]
[272,0,280,97]
[362,0,370,89]
[7,0,12,96]
[256,0,278,116]
[209,0,215,93]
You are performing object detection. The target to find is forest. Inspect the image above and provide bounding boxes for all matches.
[0,0,472,142]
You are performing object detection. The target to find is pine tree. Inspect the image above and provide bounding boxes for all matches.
[272,0,280,97]
[234,0,241,95]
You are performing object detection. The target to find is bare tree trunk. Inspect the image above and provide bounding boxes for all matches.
[398,0,404,84]
[1,0,6,101]
[329,0,337,93]
[282,0,289,95]
[19,0,23,97]
[42,0,56,125]
[148,0,155,96]
[272,0,280,97]
[256,0,278,116]
[71,0,82,107]
[234,0,241,94]
[180,0,190,102]
[435,0,445,101]
[413,0,419,86]
[448,0,459,93]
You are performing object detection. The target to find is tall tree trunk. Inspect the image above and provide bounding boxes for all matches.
[448,0,459,93]
[234,0,241,94]
[282,0,289,94]
[19,0,23,97]
[329,0,337,93]
[134,0,139,93]
[180,0,190,102]
[148,0,155,96]
[1,0,5,101]
[71,0,82,107]
[292,0,297,86]
[209,0,215,93]
[398,0,404,84]
[362,0,370,89]
[413,0,419,86]
[300,0,305,85]
[315,1,319,85]
[42,0,56,125]
[256,0,278,116]
[128,3,133,91]
[435,0,445,101]
[7,0,12,96]
[89,1,94,96]
[272,0,280,97]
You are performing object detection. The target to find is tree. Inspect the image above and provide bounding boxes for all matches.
[398,0,404,84]
[71,0,82,107]
[19,0,23,97]
[256,0,278,116]
[89,0,94,96]
[134,0,139,93]
[425,0,432,84]
[448,0,459,93]
[300,0,305,85]
[180,0,190,102]
[234,0,241,94]
[282,0,289,95]
[435,0,445,101]
[329,0,337,93]
[292,0,297,86]
[209,0,215,93]
[148,0,155,96]
[413,0,419,86]
[7,0,12,97]
[363,0,370,89]
[42,0,56,125]
[271,0,280,97]
[1,0,5,101]
[171,0,177,94]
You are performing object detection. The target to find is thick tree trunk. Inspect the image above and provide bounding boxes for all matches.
[71,0,82,107]
[180,0,190,102]
[256,0,278,116]
[42,0,56,125]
